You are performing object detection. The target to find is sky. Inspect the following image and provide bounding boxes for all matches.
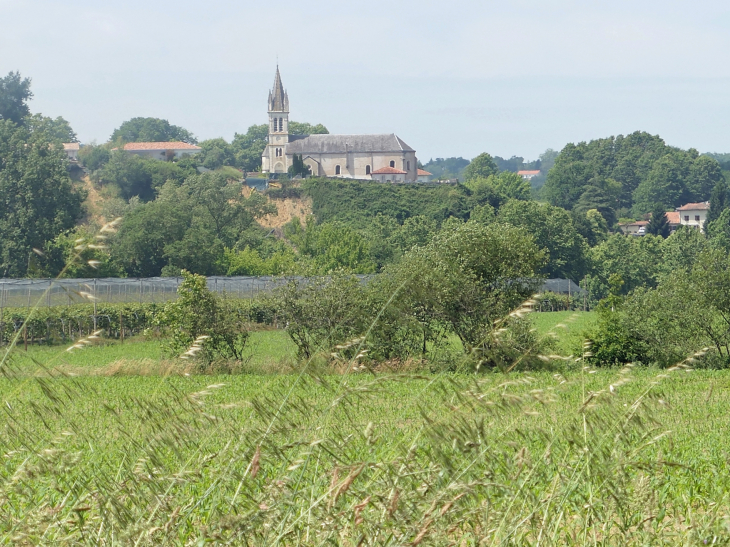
[2,0,730,161]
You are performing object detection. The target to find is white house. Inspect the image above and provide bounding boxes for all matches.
[517,170,540,180]
[417,169,432,182]
[371,166,408,183]
[676,202,709,232]
[619,220,649,236]
[119,142,201,160]
[63,143,80,161]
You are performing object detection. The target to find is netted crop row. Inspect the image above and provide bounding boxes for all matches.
[0,298,280,346]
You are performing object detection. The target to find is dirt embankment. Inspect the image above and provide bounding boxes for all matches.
[242,186,313,229]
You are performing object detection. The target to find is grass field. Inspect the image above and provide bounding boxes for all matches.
[6,311,730,544]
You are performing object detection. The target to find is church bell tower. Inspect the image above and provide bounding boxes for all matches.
[263,66,290,174]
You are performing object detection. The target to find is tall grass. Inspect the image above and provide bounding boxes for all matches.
[0,221,726,544]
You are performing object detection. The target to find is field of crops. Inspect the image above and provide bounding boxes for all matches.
[3,311,730,545]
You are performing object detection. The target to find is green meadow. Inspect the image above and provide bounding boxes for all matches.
[3,311,730,544]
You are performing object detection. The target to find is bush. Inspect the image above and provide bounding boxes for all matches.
[154,271,250,367]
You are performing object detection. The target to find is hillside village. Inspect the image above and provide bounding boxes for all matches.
[8,3,730,543]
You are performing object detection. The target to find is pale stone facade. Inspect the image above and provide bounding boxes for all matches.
[261,68,418,182]
[676,202,709,232]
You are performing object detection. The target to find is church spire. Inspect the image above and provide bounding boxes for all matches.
[268,66,289,112]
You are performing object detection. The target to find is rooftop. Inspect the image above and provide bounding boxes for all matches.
[122,142,201,151]
[517,170,541,176]
[676,201,710,211]
[63,143,80,151]
[665,211,681,224]
[287,134,414,155]
[372,166,408,175]
[417,169,432,176]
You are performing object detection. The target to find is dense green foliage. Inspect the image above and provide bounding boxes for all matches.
[543,131,723,218]
[278,220,546,365]
[0,71,32,124]
[110,173,275,277]
[92,150,198,201]
[110,116,197,144]
[421,156,469,179]
[154,271,249,366]
[0,120,85,277]
[646,203,671,238]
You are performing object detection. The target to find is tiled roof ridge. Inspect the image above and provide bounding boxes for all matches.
[372,166,408,174]
[122,142,201,151]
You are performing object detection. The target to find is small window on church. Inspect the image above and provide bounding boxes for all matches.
[407,161,410,171]
[335,165,341,175]
[366,165,371,175]
[389,160,395,168]
[279,118,284,132]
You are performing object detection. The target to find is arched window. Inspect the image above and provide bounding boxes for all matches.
[279,118,284,132]
[389,160,395,168]
[366,165,371,175]
[407,161,410,171]
[335,165,341,175]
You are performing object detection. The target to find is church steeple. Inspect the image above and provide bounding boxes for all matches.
[263,66,290,174]
[268,66,289,112]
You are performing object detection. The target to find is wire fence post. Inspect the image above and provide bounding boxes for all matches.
[93,278,98,331]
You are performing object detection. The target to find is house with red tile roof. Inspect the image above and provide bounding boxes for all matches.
[676,202,709,232]
[517,170,541,180]
[371,166,408,183]
[115,141,201,161]
[417,169,432,182]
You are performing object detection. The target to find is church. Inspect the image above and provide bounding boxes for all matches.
[261,67,420,182]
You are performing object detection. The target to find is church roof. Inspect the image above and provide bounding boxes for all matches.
[287,134,414,155]
[268,66,289,112]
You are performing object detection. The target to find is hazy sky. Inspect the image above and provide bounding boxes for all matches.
[2,0,730,161]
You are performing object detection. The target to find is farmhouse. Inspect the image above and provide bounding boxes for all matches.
[517,170,540,180]
[117,141,201,160]
[63,142,80,161]
[261,67,419,181]
[676,202,709,231]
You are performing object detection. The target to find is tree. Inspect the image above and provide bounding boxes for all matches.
[706,208,730,252]
[706,180,729,226]
[198,138,235,170]
[646,203,671,238]
[486,172,531,201]
[288,121,329,135]
[111,173,275,276]
[0,71,32,124]
[288,154,311,177]
[463,153,497,182]
[78,143,111,172]
[0,120,85,276]
[497,200,589,280]
[372,220,545,351]
[421,157,470,180]
[230,124,268,172]
[26,114,77,143]
[155,271,250,365]
[631,154,687,215]
[574,185,617,226]
[111,117,197,144]
[542,132,721,213]
[294,220,376,274]
[660,225,708,274]
[583,234,663,302]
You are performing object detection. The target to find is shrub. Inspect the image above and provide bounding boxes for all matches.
[154,271,249,366]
